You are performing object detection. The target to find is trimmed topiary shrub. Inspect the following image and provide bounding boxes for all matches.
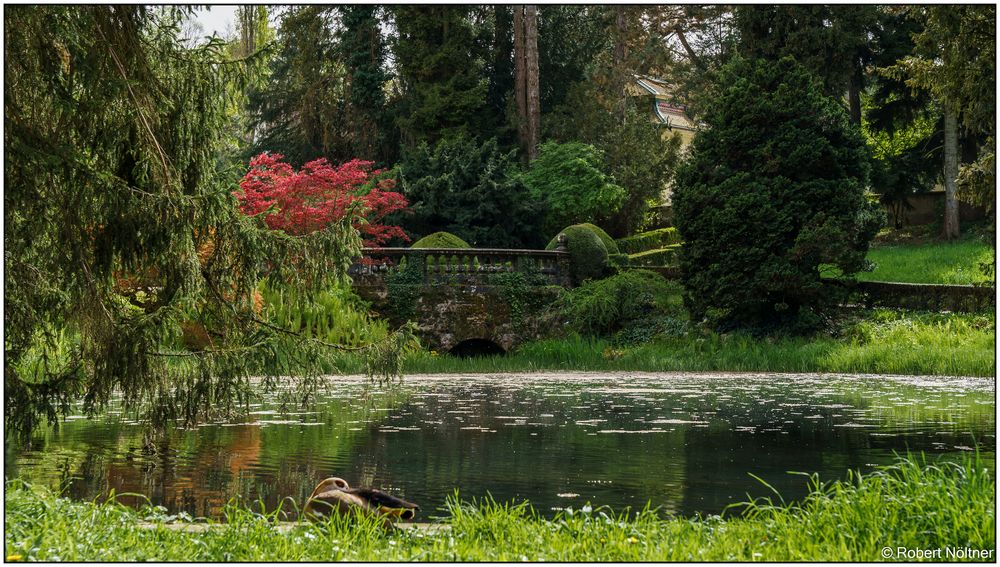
[577,222,620,255]
[553,269,681,335]
[616,227,682,255]
[411,231,470,249]
[673,56,882,331]
[629,244,682,267]
[608,253,631,271]
[546,225,608,285]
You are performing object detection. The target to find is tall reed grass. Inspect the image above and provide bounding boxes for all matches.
[260,283,389,348]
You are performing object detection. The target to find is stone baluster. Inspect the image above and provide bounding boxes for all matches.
[554,234,572,286]
[428,253,438,277]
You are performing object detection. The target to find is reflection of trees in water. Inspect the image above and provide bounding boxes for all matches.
[337,385,689,517]
[678,380,995,516]
[827,382,995,433]
[10,378,993,520]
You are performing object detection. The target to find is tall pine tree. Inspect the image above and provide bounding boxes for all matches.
[247,6,351,165]
[392,6,489,147]
[338,5,395,164]
[736,5,880,124]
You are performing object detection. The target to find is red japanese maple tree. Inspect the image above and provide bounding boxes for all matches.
[236,153,409,247]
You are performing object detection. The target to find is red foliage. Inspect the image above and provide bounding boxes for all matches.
[236,153,409,247]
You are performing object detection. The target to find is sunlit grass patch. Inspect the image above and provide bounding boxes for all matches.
[861,237,993,285]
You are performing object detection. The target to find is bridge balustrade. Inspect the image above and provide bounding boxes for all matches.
[349,246,571,287]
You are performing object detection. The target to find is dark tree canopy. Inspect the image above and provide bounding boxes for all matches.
[392,6,489,148]
[338,5,395,164]
[246,6,351,166]
[398,137,545,248]
[537,6,610,112]
[672,57,882,331]
[736,5,881,123]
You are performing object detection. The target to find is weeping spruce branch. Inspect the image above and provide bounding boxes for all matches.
[4,5,411,442]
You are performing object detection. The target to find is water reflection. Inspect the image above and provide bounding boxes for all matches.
[5,372,994,520]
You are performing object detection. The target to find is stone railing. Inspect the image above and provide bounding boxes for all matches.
[349,244,572,288]
[822,278,995,313]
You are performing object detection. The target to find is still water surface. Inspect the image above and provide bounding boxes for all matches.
[6,372,995,520]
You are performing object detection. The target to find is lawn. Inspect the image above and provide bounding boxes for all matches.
[860,234,994,285]
[5,456,992,562]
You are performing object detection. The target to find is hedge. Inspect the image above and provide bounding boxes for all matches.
[616,227,682,255]
[628,244,682,267]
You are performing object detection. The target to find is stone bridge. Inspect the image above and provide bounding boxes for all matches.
[349,246,571,355]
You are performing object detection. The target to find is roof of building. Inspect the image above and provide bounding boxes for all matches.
[629,75,696,132]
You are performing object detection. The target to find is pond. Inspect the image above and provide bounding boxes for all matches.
[5,372,995,521]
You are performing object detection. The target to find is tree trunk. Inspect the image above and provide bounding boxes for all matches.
[513,6,528,162]
[237,6,257,58]
[848,67,862,125]
[613,6,628,120]
[942,107,961,239]
[524,5,540,163]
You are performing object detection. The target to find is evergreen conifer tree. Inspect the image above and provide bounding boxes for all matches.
[673,57,882,331]
[338,5,395,164]
[247,6,351,166]
[392,6,489,147]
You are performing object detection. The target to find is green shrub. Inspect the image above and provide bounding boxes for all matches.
[629,245,682,267]
[614,315,688,345]
[608,253,631,271]
[553,269,680,335]
[384,257,424,322]
[576,222,619,255]
[546,84,682,236]
[673,56,882,331]
[546,225,608,284]
[398,136,545,248]
[261,283,389,347]
[522,142,626,236]
[616,228,682,254]
[411,232,470,249]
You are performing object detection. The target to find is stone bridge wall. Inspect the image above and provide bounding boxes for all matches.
[354,283,562,353]
[350,247,571,353]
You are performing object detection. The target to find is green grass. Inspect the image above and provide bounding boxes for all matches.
[5,456,993,561]
[861,237,993,285]
[324,310,995,377]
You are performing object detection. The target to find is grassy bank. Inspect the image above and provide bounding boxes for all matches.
[325,310,995,377]
[861,234,993,285]
[5,456,993,562]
